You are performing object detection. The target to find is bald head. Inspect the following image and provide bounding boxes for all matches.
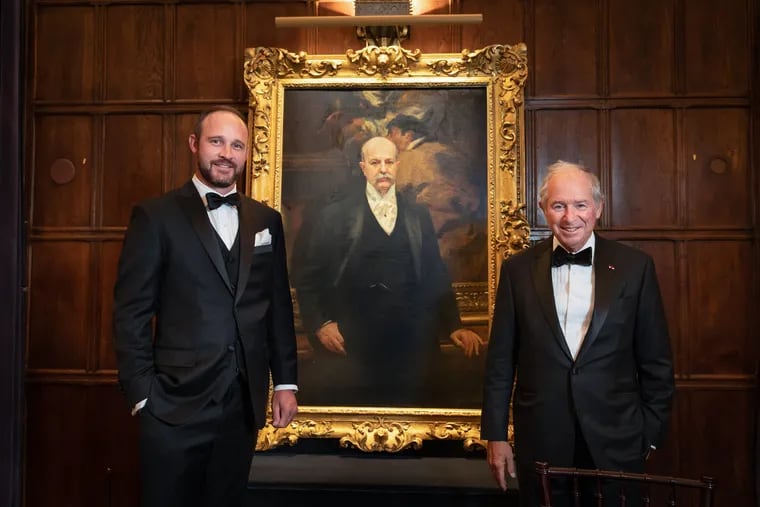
[359,136,399,195]
[361,136,398,161]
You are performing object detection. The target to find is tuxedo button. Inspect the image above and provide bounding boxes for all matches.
[227,345,235,352]
[571,367,579,375]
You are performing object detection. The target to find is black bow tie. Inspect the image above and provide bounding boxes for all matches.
[206,192,240,210]
[551,246,592,267]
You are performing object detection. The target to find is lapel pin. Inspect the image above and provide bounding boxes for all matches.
[608,265,615,270]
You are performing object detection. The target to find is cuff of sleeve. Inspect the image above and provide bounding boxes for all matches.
[274,384,298,393]
[131,398,147,416]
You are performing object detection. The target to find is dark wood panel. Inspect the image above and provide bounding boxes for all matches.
[460,0,524,50]
[608,0,674,96]
[315,2,361,54]
[102,114,165,226]
[405,0,455,54]
[25,383,140,507]
[97,241,122,371]
[81,385,140,507]
[104,5,165,100]
[687,241,753,375]
[619,240,680,373]
[245,2,310,53]
[34,6,95,101]
[533,0,598,96]
[676,389,754,505]
[609,109,676,226]
[170,113,199,191]
[24,383,89,506]
[27,241,91,369]
[684,108,751,227]
[532,109,599,227]
[32,115,93,227]
[175,4,238,101]
[683,0,750,95]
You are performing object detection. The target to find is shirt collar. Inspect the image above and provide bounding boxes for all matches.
[365,182,397,206]
[406,136,426,151]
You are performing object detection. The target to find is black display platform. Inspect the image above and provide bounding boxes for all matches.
[246,440,519,507]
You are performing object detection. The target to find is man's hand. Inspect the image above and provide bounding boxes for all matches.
[271,389,298,428]
[315,321,347,355]
[487,440,516,491]
[450,328,485,358]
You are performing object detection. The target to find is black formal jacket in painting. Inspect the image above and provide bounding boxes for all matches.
[112,181,298,429]
[293,186,462,346]
[480,235,675,473]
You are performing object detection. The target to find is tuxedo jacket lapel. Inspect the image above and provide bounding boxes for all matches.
[236,197,262,304]
[178,182,234,294]
[531,240,573,360]
[333,192,364,285]
[400,198,423,281]
[576,236,623,363]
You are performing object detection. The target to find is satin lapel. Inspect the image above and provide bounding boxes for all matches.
[178,183,233,294]
[576,237,621,362]
[334,195,364,285]
[532,239,573,360]
[235,197,259,304]
[401,199,422,280]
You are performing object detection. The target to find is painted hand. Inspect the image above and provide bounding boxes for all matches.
[450,328,485,357]
[315,321,347,355]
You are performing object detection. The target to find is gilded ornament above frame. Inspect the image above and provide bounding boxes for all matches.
[244,44,528,453]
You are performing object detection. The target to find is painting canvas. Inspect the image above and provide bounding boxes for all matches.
[244,44,528,452]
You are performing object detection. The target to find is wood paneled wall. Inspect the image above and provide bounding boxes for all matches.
[23,1,758,506]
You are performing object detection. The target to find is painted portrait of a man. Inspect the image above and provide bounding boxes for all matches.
[280,87,489,408]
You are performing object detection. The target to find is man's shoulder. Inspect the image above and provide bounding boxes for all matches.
[241,194,281,217]
[506,238,550,264]
[316,186,363,213]
[397,189,430,213]
[133,184,190,213]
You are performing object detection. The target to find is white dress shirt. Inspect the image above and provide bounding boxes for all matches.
[192,175,239,250]
[551,235,596,359]
[366,182,398,235]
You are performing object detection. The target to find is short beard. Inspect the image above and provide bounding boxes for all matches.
[198,162,238,189]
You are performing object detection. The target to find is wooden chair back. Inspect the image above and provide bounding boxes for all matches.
[535,461,716,507]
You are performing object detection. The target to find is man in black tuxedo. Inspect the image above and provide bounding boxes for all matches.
[293,136,482,407]
[112,106,298,507]
[480,161,675,507]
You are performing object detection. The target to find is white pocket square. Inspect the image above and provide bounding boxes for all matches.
[254,228,272,247]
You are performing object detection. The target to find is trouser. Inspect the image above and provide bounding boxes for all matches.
[549,421,644,507]
[138,377,256,507]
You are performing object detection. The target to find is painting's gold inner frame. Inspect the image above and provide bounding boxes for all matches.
[244,43,529,452]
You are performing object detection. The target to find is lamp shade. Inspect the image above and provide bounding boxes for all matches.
[354,0,412,16]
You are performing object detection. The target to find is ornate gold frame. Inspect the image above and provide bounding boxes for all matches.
[244,43,529,453]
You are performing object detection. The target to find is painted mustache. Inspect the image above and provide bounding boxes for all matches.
[374,173,394,183]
